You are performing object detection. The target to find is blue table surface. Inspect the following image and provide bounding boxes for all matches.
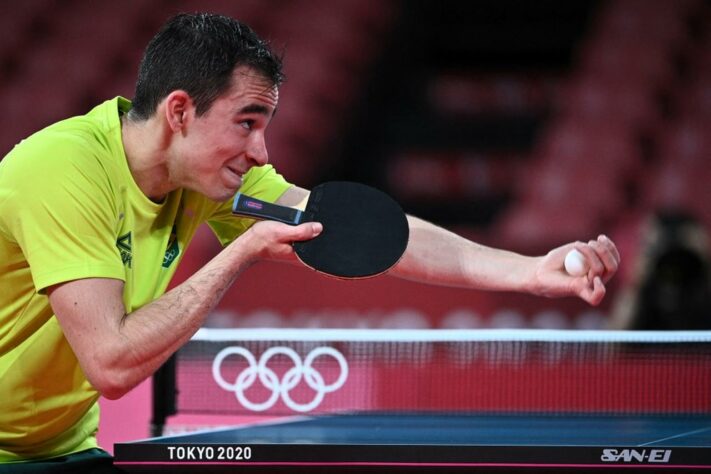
[143,413,711,447]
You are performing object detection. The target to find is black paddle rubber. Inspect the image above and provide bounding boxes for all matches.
[232,181,409,279]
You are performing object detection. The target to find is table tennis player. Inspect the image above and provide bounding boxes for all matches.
[0,12,619,472]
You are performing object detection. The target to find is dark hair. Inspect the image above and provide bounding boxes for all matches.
[129,13,284,119]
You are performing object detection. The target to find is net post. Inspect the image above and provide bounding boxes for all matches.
[150,354,177,437]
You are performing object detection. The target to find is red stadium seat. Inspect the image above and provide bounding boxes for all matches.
[640,160,711,228]
[556,77,662,134]
[427,72,560,117]
[576,38,677,92]
[655,118,711,165]
[494,202,601,252]
[673,78,711,119]
[533,119,643,177]
[592,0,697,50]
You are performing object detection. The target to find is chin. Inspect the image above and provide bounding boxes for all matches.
[207,181,242,202]
[195,186,232,203]
[213,191,237,202]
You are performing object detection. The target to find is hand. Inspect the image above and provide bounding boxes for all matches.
[238,220,323,263]
[535,235,621,306]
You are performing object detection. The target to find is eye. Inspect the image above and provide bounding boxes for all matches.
[239,120,254,130]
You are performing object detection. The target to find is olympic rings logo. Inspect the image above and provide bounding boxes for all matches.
[212,346,348,412]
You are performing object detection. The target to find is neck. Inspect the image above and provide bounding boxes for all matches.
[121,114,173,202]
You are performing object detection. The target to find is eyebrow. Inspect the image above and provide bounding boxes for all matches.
[237,104,275,117]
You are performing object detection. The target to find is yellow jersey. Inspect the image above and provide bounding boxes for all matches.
[0,97,290,461]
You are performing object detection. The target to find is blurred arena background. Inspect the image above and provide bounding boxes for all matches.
[3,0,710,451]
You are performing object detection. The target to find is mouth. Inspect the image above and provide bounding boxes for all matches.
[226,164,243,177]
[223,165,244,188]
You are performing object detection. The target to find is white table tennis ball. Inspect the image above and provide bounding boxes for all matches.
[564,249,588,276]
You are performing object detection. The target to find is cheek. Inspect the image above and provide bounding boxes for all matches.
[187,137,225,164]
[184,124,243,168]
[178,145,217,179]
[198,125,240,152]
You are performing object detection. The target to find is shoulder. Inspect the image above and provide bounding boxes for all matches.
[2,118,122,193]
[239,164,291,198]
[0,122,124,238]
[2,98,126,177]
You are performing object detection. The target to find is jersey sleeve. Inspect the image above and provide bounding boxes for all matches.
[206,164,292,246]
[0,136,125,293]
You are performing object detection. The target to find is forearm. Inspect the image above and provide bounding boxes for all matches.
[111,238,255,394]
[50,232,258,400]
[391,216,541,293]
[50,219,322,399]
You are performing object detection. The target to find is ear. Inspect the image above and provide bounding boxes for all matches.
[163,91,193,132]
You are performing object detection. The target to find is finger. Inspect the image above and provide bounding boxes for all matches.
[290,221,323,241]
[595,235,620,283]
[598,234,621,267]
[578,275,606,306]
[600,235,621,262]
[573,241,605,280]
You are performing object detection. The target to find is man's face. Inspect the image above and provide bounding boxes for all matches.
[172,66,279,201]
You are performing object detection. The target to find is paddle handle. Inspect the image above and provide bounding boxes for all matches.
[232,193,303,225]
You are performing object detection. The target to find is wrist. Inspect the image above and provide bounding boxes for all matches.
[229,228,263,266]
[522,255,545,295]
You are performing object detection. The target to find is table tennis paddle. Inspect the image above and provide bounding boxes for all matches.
[232,181,409,279]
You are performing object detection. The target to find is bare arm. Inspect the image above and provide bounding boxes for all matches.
[48,217,322,399]
[278,186,620,305]
[392,215,620,306]
[392,215,536,291]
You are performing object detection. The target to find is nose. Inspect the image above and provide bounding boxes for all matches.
[246,131,269,167]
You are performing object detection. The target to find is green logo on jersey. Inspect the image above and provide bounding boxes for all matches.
[117,232,132,268]
[163,225,180,268]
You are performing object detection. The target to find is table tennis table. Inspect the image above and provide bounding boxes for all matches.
[113,411,711,472]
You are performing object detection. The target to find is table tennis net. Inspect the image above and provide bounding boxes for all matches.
[170,329,711,417]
